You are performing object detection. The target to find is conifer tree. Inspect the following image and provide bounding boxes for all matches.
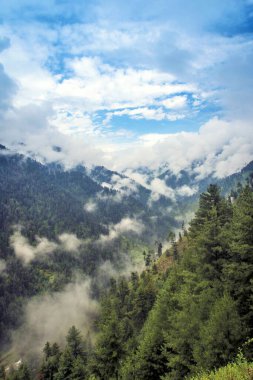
[194,295,242,370]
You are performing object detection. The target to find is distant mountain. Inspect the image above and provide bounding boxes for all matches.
[132,160,253,200]
[0,149,178,247]
[1,147,252,246]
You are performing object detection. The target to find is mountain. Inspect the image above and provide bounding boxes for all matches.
[0,145,252,358]
[130,160,253,204]
[0,147,177,350]
[4,182,253,380]
[1,146,252,248]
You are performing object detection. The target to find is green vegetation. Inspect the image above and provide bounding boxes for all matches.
[0,149,253,379]
[3,182,251,379]
[190,358,253,380]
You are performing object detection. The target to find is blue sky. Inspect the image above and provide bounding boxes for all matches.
[0,0,253,178]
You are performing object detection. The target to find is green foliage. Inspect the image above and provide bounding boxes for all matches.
[40,326,88,380]
[189,358,253,380]
[0,151,178,347]
[194,295,242,370]
[89,272,158,379]
[118,184,253,379]
[6,363,31,380]
[1,172,253,380]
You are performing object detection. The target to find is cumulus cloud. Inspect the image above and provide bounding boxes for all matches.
[108,118,253,179]
[60,56,195,113]
[10,228,83,264]
[0,1,252,183]
[161,95,188,109]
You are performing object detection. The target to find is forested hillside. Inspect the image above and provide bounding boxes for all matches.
[3,183,252,379]
[0,148,156,350]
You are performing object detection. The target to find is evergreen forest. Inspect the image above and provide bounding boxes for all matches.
[2,181,252,379]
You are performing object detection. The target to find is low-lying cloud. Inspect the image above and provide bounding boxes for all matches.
[83,199,97,213]
[10,228,83,264]
[98,217,144,243]
[12,280,98,359]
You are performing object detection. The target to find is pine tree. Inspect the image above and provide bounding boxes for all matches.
[40,342,61,380]
[224,185,253,333]
[54,348,73,380]
[0,366,5,380]
[194,295,243,370]
[66,326,84,358]
[7,364,31,380]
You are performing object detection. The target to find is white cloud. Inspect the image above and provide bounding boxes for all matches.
[58,233,82,252]
[56,56,195,115]
[98,217,144,243]
[0,9,253,183]
[111,174,138,195]
[0,25,198,135]
[124,170,198,199]
[108,106,185,121]
[176,185,198,197]
[108,118,253,178]
[149,178,175,200]
[123,170,150,188]
[101,182,113,189]
[84,199,97,213]
[12,280,98,358]
[97,190,124,203]
[10,228,83,264]
[10,229,58,264]
[161,95,187,109]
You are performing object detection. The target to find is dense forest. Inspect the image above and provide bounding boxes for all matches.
[2,182,252,379]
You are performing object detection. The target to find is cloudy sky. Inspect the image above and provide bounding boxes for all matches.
[0,0,253,177]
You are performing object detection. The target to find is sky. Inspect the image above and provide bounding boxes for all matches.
[0,0,253,178]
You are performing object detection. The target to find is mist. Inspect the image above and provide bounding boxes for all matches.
[10,227,83,264]
[98,217,145,243]
[11,280,98,361]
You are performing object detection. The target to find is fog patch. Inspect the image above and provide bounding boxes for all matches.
[10,255,143,362]
[58,233,82,252]
[176,185,198,197]
[10,228,58,264]
[97,256,145,285]
[97,191,124,203]
[11,280,98,360]
[10,228,83,264]
[84,199,97,213]
[110,174,138,196]
[98,217,144,243]
[123,169,150,189]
